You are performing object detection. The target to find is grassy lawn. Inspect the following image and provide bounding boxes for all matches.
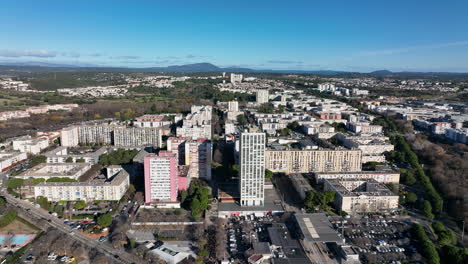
[0,218,39,234]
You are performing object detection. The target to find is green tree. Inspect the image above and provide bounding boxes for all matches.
[405,192,418,204]
[150,103,157,114]
[421,200,434,219]
[97,213,113,227]
[179,190,188,203]
[7,178,24,189]
[190,198,201,219]
[30,155,47,167]
[236,115,246,126]
[411,223,440,264]
[65,157,73,163]
[0,197,6,207]
[265,169,274,179]
[74,200,86,210]
[287,121,301,132]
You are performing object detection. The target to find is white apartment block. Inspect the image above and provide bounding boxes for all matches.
[60,126,79,147]
[228,101,239,112]
[0,110,30,121]
[336,133,394,163]
[114,127,162,148]
[34,167,129,202]
[324,178,399,214]
[176,125,211,140]
[0,78,29,91]
[0,152,27,172]
[61,125,162,148]
[176,105,212,140]
[16,163,91,180]
[256,89,269,104]
[265,149,362,174]
[133,114,173,128]
[12,136,49,154]
[347,122,383,134]
[185,139,212,181]
[225,122,237,135]
[44,146,107,164]
[318,83,336,92]
[240,132,266,207]
[230,73,243,84]
[314,171,400,184]
[167,137,212,181]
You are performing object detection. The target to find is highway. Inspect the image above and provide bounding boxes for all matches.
[1,191,138,264]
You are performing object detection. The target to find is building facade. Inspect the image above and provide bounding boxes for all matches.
[34,167,129,202]
[256,90,269,104]
[0,152,27,172]
[240,133,266,207]
[324,178,399,214]
[314,171,400,184]
[12,136,49,154]
[144,152,178,204]
[60,126,79,147]
[265,149,362,174]
[114,127,162,148]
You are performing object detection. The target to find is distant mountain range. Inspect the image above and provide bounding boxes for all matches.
[0,62,467,78]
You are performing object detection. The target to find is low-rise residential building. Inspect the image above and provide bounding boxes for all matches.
[133,114,173,128]
[34,166,129,202]
[16,163,91,180]
[347,122,383,134]
[146,242,195,264]
[0,152,27,172]
[289,174,313,200]
[445,128,468,144]
[314,171,400,184]
[336,133,394,163]
[44,146,107,164]
[12,136,49,154]
[324,178,399,214]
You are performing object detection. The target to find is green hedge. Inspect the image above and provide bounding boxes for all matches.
[394,135,442,214]
[411,223,440,264]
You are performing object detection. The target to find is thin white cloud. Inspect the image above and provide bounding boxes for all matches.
[0,49,58,58]
[359,41,468,56]
[267,60,304,64]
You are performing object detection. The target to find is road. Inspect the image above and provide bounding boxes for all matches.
[1,191,138,264]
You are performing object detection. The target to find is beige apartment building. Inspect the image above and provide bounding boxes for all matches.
[314,171,400,184]
[265,149,362,174]
[34,167,129,202]
[324,178,399,214]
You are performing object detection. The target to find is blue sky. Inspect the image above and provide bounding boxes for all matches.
[1,0,468,72]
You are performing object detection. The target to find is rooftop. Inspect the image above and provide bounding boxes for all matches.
[293,213,343,244]
[17,163,91,178]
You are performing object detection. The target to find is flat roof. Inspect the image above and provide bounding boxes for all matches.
[294,213,342,244]
[268,223,300,248]
[252,242,271,255]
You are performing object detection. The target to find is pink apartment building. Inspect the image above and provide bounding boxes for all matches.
[144,152,179,204]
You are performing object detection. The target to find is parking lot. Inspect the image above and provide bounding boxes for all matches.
[224,214,275,263]
[330,215,423,264]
